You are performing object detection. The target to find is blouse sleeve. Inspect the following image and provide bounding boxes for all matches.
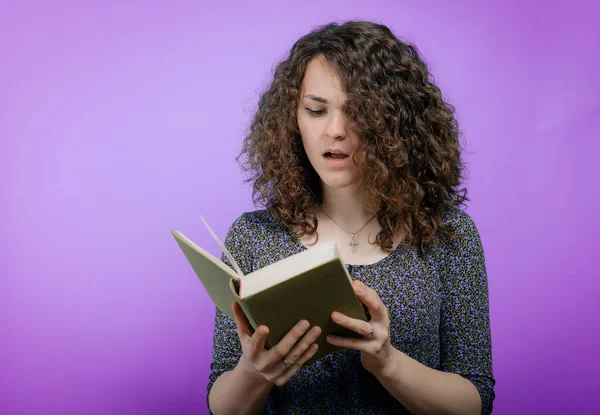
[439,209,496,415]
[205,213,254,413]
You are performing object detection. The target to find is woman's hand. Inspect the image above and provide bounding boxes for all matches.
[231,301,321,387]
[326,280,394,375]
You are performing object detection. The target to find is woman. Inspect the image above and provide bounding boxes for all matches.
[206,20,495,415]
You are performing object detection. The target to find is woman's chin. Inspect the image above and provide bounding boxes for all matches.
[319,174,359,190]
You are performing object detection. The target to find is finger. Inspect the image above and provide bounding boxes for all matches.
[281,326,321,368]
[353,280,387,320]
[274,343,319,387]
[266,319,310,364]
[326,334,367,352]
[232,302,255,339]
[232,302,270,360]
[247,325,270,361]
[231,301,250,339]
[331,311,374,337]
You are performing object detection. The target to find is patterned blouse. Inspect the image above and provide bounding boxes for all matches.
[207,206,495,414]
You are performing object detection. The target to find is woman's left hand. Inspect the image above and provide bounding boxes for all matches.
[326,279,394,375]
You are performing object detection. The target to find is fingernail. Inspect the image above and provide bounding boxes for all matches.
[299,320,309,330]
[332,312,342,322]
[259,327,267,336]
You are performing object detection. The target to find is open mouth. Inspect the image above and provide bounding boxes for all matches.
[324,152,349,160]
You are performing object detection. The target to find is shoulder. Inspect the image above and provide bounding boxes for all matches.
[221,210,276,274]
[225,209,299,270]
[229,209,275,229]
[439,205,484,256]
[441,205,480,235]
[435,207,490,295]
[225,209,282,239]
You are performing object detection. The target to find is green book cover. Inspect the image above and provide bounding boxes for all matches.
[171,218,368,365]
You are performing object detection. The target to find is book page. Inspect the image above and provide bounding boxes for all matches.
[242,241,345,298]
[200,215,244,277]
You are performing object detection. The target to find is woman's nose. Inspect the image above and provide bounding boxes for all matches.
[324,111,347,140]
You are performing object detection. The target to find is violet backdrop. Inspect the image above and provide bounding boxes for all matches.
[2,1,598,414]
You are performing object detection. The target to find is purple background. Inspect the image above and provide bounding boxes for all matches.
[2,1,598,414]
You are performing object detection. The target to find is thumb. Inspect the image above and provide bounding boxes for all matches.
[231,301,252,339]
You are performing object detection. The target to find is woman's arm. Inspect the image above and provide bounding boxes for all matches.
[207,214,271,415]
[371,349,482,415]
[208,304,321,415]
[208,363,273,415]
[206,213,321,414]
[375,210,494,414]
[327,209,495,414]
[372,209,494,415]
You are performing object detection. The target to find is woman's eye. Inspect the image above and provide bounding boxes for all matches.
[306,108,326,116]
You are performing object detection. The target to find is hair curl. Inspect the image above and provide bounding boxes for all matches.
[237,20,469,256]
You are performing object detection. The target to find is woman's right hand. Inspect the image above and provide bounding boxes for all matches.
[231,301,321,387]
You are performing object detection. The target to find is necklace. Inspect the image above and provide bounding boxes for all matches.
[321,209,376,253]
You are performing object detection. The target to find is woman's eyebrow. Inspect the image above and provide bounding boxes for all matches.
[303,94,329,103]
[303,94,348,105]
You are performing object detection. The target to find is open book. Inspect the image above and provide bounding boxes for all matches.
[170,216,368,365]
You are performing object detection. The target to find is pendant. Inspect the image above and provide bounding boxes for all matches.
[349,233,359,253]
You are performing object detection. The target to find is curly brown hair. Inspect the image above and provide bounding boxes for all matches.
[237,20,469,256]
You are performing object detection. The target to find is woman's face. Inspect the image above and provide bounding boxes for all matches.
[297,56,361,190]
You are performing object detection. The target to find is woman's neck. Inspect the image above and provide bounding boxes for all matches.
[319,183,374,231]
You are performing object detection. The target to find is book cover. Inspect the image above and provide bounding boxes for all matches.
[171,217,368,365]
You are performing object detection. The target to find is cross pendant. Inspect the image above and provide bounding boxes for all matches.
[348,233,359,253]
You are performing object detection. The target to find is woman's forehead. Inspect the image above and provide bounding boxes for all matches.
[300,57,348,104]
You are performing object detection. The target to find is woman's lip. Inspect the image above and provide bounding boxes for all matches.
[323,153,352,168]
[323,149,350,156]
